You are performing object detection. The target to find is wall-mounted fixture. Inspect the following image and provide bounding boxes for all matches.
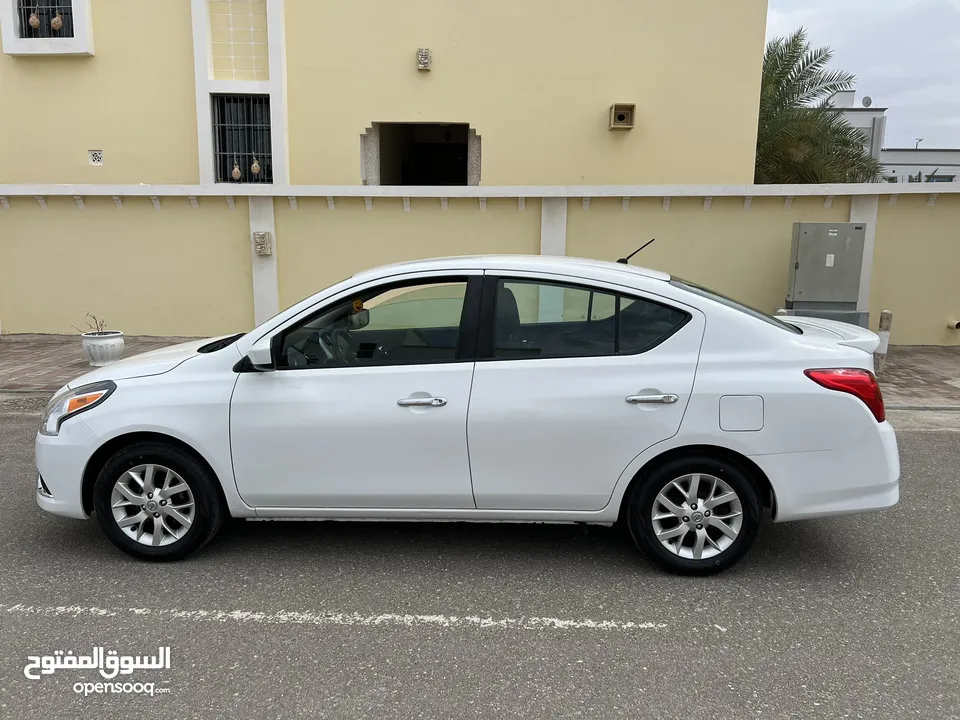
[253,231,273,256]
[88,150,103,166]
[417,48,431,71]
[609,103,635,130]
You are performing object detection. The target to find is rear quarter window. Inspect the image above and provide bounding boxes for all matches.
[618,296,691,354]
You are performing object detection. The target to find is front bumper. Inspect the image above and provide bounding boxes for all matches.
[35,416,100,519]
[754,420,900,523]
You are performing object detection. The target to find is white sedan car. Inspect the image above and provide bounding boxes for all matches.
[35,255,899,574]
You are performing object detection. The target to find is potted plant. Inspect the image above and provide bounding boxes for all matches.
[73,314,125,367]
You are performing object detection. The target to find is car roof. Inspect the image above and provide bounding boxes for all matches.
[351,255,671,283]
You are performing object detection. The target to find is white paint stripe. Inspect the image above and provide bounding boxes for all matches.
[0,603,666,632]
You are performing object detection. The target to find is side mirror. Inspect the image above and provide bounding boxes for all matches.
[245,335,275,370]
[348,308,370,330]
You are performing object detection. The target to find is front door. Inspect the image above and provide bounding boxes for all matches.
[230,275,480,509]
[467,275,704,511]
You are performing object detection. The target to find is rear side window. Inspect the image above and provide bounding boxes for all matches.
[490,279,689,360]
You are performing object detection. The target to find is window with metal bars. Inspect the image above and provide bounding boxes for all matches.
[17,0,74,38]
[212,94,273,184]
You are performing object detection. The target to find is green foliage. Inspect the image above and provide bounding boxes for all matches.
[755,29,883,184]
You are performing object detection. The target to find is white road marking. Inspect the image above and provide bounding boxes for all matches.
[0,603,667,631]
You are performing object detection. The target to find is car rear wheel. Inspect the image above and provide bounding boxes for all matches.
[626,455,761,575]
[93,442,224,561]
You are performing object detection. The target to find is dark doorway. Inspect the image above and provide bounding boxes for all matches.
[379,123,469,186]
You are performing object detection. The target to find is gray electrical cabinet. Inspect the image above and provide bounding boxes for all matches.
[783,222,868,328]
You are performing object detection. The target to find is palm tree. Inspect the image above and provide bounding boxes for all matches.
[755,29,883,184]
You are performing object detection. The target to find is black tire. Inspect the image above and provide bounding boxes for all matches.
[93,442,224,562]
[625,454,761,575]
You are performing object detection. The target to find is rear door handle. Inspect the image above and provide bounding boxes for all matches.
[626,394,679,405]
[397,397,447,407]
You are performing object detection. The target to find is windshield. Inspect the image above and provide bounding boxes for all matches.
[670,278,801,334]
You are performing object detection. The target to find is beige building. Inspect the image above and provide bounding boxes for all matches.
[1,0,959,345]
[0,0,768,186]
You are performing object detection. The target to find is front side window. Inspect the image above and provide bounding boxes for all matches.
[491,279,689,360]
[277,280,468,369]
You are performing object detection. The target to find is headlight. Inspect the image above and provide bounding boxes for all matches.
[39,381,116,436]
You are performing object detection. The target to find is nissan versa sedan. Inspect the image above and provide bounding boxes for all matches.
[35,255,899,574]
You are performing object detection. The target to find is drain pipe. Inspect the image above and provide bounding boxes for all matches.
[875,309,893,374]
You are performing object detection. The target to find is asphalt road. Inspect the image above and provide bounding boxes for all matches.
[1,397,958,719]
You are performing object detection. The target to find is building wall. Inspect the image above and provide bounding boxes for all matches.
[3,189,959,346]
[565,196,850,313]
[0,197,253,335]
[275,198,541,308]
[869,194,960,345]
[832,89,888,162]
[881,149,960,183]
[0,0,768,186]
[285,0,768,185]
[0,1,199,185]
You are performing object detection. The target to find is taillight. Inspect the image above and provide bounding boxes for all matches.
[804,368,885,423]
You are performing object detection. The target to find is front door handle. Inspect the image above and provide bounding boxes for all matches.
[397,397,447,407]
[626,394,679,405]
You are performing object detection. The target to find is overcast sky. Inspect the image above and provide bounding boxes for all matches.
[766,0,960,148]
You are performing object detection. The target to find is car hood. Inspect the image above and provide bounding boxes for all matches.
[66,337,227,389]
[786,316,881,354]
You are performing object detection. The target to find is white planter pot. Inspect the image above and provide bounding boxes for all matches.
[81,331,125,367]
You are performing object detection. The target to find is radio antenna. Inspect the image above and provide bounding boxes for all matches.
[617,238,656,264]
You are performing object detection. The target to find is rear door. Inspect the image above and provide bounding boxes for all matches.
[466,273,705,511]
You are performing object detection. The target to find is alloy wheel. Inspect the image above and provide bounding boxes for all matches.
[650,473,743,560]
[110,464,196,547]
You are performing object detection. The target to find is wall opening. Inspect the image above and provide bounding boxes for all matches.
[361,123,481,186]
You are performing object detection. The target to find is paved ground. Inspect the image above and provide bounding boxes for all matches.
[2,334,958,406]
[0,398,958,719]
[0,335,194,393]
[880,346,960,408]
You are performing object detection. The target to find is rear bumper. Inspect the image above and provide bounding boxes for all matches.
[753,421,900,522]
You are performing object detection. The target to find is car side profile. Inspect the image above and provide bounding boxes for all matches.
[35,255,899,574]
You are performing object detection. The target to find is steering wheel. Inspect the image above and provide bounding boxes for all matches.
[332,328,360,365]
[287,330,334,367]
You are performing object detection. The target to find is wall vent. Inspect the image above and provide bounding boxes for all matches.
[609,103,636,130]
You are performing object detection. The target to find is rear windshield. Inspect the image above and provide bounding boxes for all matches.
[670,278,802,334]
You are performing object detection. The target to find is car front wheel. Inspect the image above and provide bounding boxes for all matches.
[93,442,224,561]
[626,455,761,575]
